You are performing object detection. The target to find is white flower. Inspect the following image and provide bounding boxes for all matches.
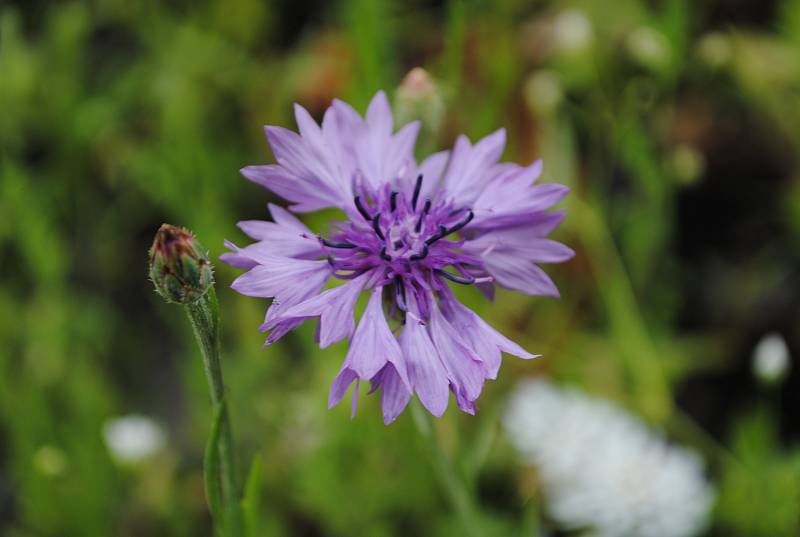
[553,9,593,53]
[752,332,791,384]
[103,414,166,464]
[504,380,715,537]
[627,26,671,70]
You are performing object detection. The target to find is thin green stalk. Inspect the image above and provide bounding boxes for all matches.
[411,402,482,537]
[186,287,243,537]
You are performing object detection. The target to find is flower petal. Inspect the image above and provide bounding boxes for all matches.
[464,230,574,265]
[400,309,449,417]
[365,90,393,137]
[230,256,330,300]
[234,210,321,260]
[344,287,410,383]
[429,301,486,403]
[263,273,369,348]
[241,165,334,213]
[483,253,561,297]
[440,290,536,379]
[328,367,358,408]
[376,363,412,424]
[442,129,506,205]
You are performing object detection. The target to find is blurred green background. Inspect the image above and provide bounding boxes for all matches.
[1,0,799,535]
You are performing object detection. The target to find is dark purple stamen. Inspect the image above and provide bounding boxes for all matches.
[372,212,385,240]
[410,244,429,261]
[446,209,474,235]
[393,240,404,249]
[390,191,398,212]
[321,238,357,249]
[415,199,431,233]
[425,225,448,246]
[435,268,475,285]
[411,174,423,211]
[394,277,407,312]
[379,247,392,261]
[354,196,372,221]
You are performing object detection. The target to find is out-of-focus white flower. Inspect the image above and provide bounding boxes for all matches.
[524,70,563,115]
[752,332,791,385]
[103,414,166,464]
[553,9,593,53]
[504,380,715,537]
[627,26,671,70]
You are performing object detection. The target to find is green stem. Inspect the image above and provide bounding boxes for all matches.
[411,402,482,537]
[185,287,243,537]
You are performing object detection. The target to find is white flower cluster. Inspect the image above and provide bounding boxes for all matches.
[504,380,715,537]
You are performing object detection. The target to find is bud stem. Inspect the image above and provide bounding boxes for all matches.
[185,287,243,537]
[410,401,483,537]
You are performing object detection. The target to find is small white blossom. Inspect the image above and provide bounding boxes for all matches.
[553,9,593,53]
[627,26,671,70]
[504,380,715,537]
[524,70,563,115]
[752,332,791,384]
[103,414,166,464]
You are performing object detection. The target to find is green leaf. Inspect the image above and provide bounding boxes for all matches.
[241,453,264,537]
[205,400,227,535]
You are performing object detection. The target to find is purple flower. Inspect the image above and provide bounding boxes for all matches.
[223,91,573,423]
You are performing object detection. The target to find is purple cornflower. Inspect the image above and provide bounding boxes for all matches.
[223,92,573,423]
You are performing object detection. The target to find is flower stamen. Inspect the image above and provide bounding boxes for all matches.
[354,195,373,221]
[372,212,386,240]
[394,276,407,312]
[434,268,475,285]
[409,244,429,261]
[425,225,448,246]
[321,238,358,249]
[411,174,423,210]
[445,209,474,235]
[415,199,431,232]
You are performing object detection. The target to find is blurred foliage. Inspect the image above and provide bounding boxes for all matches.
[1,0,799,535]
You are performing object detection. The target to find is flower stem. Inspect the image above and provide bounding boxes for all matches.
[185,287,243,537]
[411,402,482,537]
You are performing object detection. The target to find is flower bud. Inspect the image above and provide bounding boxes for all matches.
[395,67,445,138]
[149,224,214,304]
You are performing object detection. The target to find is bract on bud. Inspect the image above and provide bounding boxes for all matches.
[149,224,214,304]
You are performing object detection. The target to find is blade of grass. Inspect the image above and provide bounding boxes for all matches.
[241,453,264,537]
[205,400,227,534]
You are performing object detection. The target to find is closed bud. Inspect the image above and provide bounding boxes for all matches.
[149,224,213,304]
[395,67,445,139]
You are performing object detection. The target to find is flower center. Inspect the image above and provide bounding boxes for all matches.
[321,175,484,286]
